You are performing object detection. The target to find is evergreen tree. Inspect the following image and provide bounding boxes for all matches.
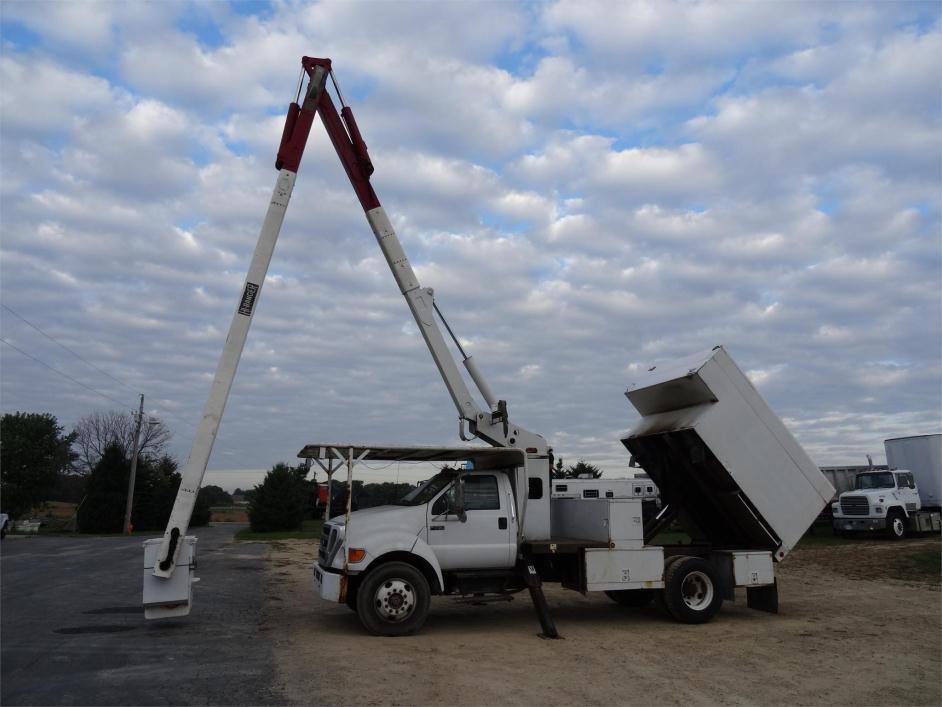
[78,443,129,533]
[248,463,309,532]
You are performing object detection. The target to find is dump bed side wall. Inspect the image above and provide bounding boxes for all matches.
[625,347,834,559]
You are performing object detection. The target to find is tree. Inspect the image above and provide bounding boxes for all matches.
[551,457,565,479]
[357,482,416,509]
[0,412,77,517]
[131,455,181,532]
[77,443,130,533]
[191,488,212,527]
[198,485,233,507]
[561,460,603,479]
[248,463,309,532]
[72,409,171,474]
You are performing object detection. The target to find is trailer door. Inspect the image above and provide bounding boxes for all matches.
[427,474,515,569]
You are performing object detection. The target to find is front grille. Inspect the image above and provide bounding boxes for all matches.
[318,524,343,566]
[318,526,331,563]
[841,496,870,515]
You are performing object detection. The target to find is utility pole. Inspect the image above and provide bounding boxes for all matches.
[124,394,145,535]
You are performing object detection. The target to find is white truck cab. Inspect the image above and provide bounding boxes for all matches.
[832,470,921,538]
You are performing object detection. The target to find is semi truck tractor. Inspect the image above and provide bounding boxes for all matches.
[832,434,942,539]
[142,57,835,635]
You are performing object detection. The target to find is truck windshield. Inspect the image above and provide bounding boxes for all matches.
[855,472,895,490]
[396,470,458,506]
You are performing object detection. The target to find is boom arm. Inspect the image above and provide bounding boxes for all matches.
[152,57,544,583]
[282,58,544,452]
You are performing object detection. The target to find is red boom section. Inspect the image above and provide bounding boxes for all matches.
[274,56,380,212]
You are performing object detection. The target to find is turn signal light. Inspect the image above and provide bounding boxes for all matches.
[348,548,366,563]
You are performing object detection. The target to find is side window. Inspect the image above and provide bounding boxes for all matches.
[528,478,543,500]
[464,475,500,511]
[903,473,915,489]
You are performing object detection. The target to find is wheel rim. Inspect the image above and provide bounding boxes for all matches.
[892,518,904,536]
[373,578,416,622]
[681,570,714,611]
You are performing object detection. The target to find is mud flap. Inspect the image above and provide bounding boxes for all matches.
[746,579,778,613]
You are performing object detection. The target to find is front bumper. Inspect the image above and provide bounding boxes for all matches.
[313,563,344,602]
[833,517,886,532]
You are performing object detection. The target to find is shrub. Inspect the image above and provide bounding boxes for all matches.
[248,463,308,532]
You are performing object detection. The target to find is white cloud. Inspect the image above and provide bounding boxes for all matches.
[0,1,939,480]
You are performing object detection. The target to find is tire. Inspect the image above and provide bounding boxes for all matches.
[605,589,654,607]
[661,556,723,624]
[886,510,907,540]
[654,555,684,616]
[355,561,430,637]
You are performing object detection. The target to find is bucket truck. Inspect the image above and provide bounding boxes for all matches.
[143,57,835,637]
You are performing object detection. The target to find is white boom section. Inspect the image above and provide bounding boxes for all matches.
[364,206,546,453]
[365,206,481,420]
[152,169,297,578]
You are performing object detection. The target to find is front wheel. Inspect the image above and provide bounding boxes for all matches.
[355,561,430,636]
[886,511,907,540]
[662,556,723,624]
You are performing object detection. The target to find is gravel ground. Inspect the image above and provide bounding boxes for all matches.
[264,535,940,706]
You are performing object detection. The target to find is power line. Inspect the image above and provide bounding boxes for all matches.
[1,303,140,394]
[0,336,137,410]
[0,304,198,432]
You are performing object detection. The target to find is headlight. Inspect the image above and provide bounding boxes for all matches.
[832,504,840,514]
[874,506,883,514]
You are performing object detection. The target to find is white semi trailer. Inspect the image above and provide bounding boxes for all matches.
[832,434,942,538]
[142,57,835,636]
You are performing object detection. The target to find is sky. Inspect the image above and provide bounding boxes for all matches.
[1,0,940,492]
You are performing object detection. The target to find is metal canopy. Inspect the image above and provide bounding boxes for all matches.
[297,443,525,469]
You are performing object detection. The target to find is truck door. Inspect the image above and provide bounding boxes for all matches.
[895,472,920,511]
[427,473,516,569]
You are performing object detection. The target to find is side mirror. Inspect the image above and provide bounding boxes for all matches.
[454,474,467,522]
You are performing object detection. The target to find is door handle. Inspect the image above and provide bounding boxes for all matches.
[498,517,507,530]
[430,525,445,531]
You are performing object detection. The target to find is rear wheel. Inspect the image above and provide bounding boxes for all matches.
[355,561,430,636]
[662,556,723,624]
[886,510,907,540]
[605,589,654,607]
[654,555,683,616]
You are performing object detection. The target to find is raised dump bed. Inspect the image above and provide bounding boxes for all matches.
[622,346,834,561]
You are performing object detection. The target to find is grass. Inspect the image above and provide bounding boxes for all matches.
[891,544,942,585]
[235,518,323,542]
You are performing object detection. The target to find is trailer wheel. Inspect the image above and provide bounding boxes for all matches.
[356,561,430,636]
[886,510,907,540]
[662,556,723,624]
[605,589,654,607]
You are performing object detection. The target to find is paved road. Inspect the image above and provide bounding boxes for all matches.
[1,525,285,706]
